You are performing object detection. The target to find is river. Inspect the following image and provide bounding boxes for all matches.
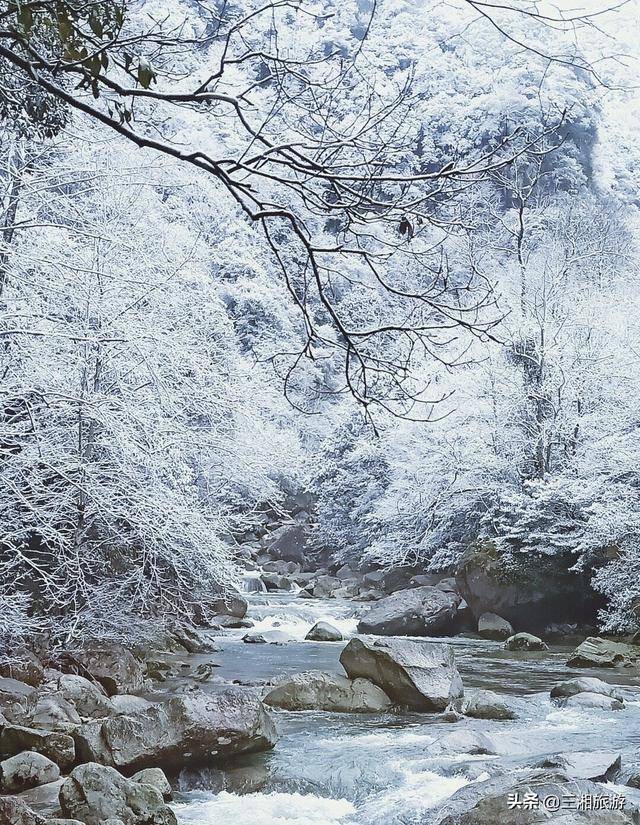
[169,592,640,824]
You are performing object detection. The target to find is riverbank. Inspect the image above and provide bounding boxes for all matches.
[3,591,640,824]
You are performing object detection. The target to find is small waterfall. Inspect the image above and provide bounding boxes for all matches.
[241,571,267,593]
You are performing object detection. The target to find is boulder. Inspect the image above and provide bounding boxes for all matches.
[305,622,343,642]
[209,615,252,629]
[535,751,621,781]
[312,575,341,598]
[432,729,497,755]
[362,570,386,589]
[335,564,357,581]
[477,612,513,641]
[456,544,600,631]
[504,632,547,651]
[339,637,463,711]
[437,769,635,824]
[59,763,177,825]
[262,560,301,575]
[357,587,461,636]
[110,695,153,715]
[260,572,292,592]
[0,653,44,688]
[131,768,171,799]
[380,565,421,594]
[0,677,34,722]
[0,751,59,792]
[263,671,391,713]
[45,674,112,720]
[21,691,81,732]
[567,636,640,668]
[56,645,144,696]
[0,797,46,825]
[165,621,217,654]
[550,677,624,701]
[561,691,624,710]
[353,589,384,602]
[203,590,248,620]
[265,523,309,564]
[333,581,360,599]
[242,630,293,645]
[73,688,277,772]
[0,726,75,771]
[462,689,522,720]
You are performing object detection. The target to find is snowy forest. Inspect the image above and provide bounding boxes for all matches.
[2,2,640,824]
[2,0,639,642]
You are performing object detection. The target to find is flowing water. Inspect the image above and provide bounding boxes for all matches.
[171,593,640,824]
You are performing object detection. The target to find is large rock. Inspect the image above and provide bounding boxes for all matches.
[0,725,75,771]
[462,689,522,720]
[504,632,547,651]
[477,612,513,641]
[437,769,635,823]
[562,692,624,710]
[21,691,82,732]
[260,572,293,592]
[265,522,309,564]
[312,575,341,599]
[164,621,217,654]
[567,637,640,668]
[305,622,343,642]
[550,677,624,701]
[357,587,461,637]
[339,638,463,711]
[59,763,177,825]
[46,674,113,720]
[456,544,601,631]
[535,751,621,781]
[0,652,44,688]
[74,688,277,772]
[0,677,35,722]
[263,671,391,713]
[0,751,60,792]
[56,646,144,696]
[0,797,46,825]
[210,591,248,618]
[131,768,172,800]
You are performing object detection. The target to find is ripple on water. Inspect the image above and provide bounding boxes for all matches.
[173,791,355,825]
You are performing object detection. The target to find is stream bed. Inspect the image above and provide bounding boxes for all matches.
[169,593,640,824]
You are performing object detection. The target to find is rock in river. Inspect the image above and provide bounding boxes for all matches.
[74,688,277,772]
[462,689,522,720]
[567,636,640,668]
[59,762,176,825]
[550,677,624,701]
[356,586,460,636]
[263,671,391,713]
[437,768,636,823]
[305,621,343,642]
[477,612,513,641]
[504,632,547,651]
[535,751,621,781]
[339,637,463,711]
[561,692,624,710]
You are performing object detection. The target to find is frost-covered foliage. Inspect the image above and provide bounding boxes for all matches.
[1,0,639,641]
[0,130,309,641]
